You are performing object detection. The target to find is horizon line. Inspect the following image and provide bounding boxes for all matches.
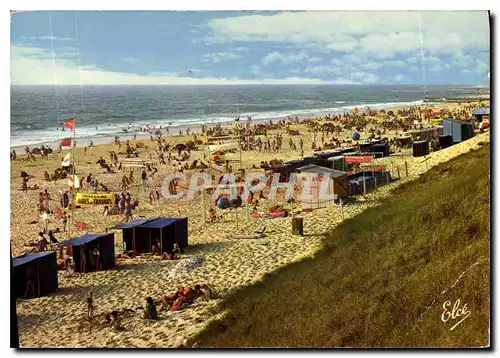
[10,83,490,87]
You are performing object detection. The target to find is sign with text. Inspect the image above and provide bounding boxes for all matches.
[344,156,373,164]
[75,193,115,206]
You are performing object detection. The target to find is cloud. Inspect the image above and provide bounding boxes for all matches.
[331,58,343,66]
[475,61,489,76]
[308,56,323,63]
[207,11,489,56]
[261,51,321,66]
[261,51,283,65]
[360,62,383,70]
[393,75,405,82]
[20,36,74,41]
[304,65,341,75]
[201,51,242,63]
[122,57,140,63]
[249,65,261,75]
[384,60,407,68]
[11,45,358,85]
[350,71,380,84]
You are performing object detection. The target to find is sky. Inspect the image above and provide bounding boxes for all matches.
[10,11,490,85]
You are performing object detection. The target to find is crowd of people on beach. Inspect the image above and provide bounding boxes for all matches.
[81,282,217,333]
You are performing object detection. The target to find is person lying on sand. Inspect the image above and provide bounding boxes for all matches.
[196,283,216,302]
[251,207,264,218]
[169,284,204,311]
[118,250,137,259]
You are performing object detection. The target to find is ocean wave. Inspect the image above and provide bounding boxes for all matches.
[10,100,425,148]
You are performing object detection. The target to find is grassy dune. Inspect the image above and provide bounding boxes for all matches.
[188,144,490,348]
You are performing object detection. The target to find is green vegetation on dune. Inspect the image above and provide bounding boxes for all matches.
[189,144,490,348]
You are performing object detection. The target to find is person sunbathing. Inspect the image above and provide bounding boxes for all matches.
[251,207,263,218]
[198,283,216,301]
[161,250,180,261]
[169,285,204,311]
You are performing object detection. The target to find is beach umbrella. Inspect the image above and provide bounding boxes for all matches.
[352,132,360,141]
[353,107,359,113]
[217,197,230,209]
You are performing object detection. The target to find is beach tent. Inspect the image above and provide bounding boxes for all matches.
[412,140,429,157]
[113,218,158,253]
[12,252,58,298]
[442,118,475,143]
[395,136,413,148]
[472,107,489,122]
[313,151,341,168]
[136,217,189,254]
[296,165,349,209]
[339,147,357,155]
[348,170,390,195]
[114,217,188,254]
[439,135,453,149]
[358,142,373,153]
[327,156,346,171]
[60,233,115,273]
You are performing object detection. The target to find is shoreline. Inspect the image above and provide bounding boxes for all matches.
[10,100,433,151]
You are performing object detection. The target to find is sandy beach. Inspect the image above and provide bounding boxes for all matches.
[11,101,490,347]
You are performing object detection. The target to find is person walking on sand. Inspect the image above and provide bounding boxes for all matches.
[87,291,94,319]
[62,212,68,232]
[41,210,49,234]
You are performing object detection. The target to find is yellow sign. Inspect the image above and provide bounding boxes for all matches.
[75,193,115,206]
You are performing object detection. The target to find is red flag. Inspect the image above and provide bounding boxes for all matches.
[60,138,72,147]
[60,118,75,131]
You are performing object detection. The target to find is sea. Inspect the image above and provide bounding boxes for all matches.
[10,84,486,148]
